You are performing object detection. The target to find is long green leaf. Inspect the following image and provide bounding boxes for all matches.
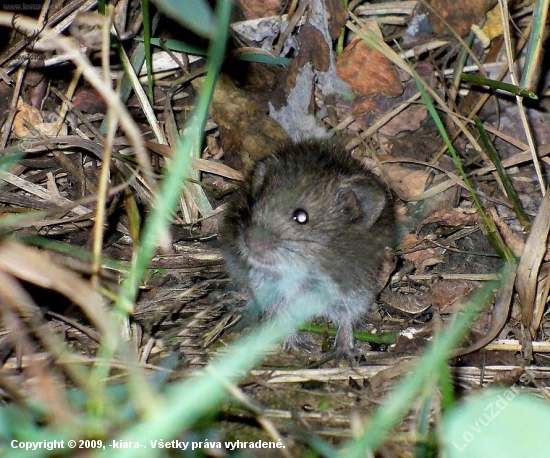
[152,0,214,38]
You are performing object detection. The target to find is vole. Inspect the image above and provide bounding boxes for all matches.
[220,140,395,359]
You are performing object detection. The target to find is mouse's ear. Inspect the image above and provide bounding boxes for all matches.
[336,175,388,226]
[249,160,269,196]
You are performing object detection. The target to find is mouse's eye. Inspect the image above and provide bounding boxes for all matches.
[292,208,309,224]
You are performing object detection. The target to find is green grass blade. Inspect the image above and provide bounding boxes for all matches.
[474,115,531,232]
[141,0,154,103]
[0,144,23,173]
[115,0,230,314]
[520,0,550,90]
[410,72,516,262]
[338,263,516,457]
[460,73,537,99]
[152,0,214,38]
[103,298,337,457]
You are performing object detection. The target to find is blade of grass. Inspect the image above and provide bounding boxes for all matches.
[99,13,161,139]
[336,0,349,55]
[104,298,338,458]
[459,73,537,99]
[474,115,531,232]
[90,0,231,422]
[147,38,291,65]
[301,323,397,345]
[17,235,128,272]
[519,0,550,90]
[141,0,154,104]
[439,362,456,411]
[114,0,230,318]
[415,387,438,457]
[153,0,214,39]
[338,262,516,457]
[116,37,168,145]
[450,31,475,96]
[411,68,516,262]
[497,0,546,195]
[0,145,23,172]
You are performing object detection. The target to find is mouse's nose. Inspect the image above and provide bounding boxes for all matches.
[244,225,278,255]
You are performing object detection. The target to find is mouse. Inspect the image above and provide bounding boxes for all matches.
[220,139,396,360]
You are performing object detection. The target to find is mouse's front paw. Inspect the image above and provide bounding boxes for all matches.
[327,344,364,365]
[282,333,317,353]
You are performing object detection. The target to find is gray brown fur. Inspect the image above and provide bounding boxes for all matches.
[220,140,395,358]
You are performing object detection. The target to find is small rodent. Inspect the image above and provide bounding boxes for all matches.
[220,140,396,359]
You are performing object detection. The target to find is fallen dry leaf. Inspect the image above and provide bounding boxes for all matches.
[380,289,432,314]
[234,0,285,19]
[73,89,107,114]
[418,207,482,231]
[515,190,550,337]
[193,74,288,171]
[480,3,503,41]
[384,163,430,201]
[13,100,67,138]
[450,262,516,358]
[379,104,428,136]
[361,62,433,134]
[337,38,402,98]
[13,101,43,138]
[401,234,444,273]
[421,0,496,36]
[402,248,444,273]
[431,280,477,314]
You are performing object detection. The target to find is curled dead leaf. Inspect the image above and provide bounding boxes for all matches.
[516,190,550,338]
[430,280,477,314]
[380,289,432,314]
[417,207,481,232]
[13,101,67,138]
[337,38,403,98]
[384,163,430,200]
[400,234,444,273]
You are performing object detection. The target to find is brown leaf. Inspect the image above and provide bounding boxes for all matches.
[13,101,67,138]
[422,0,496,36]
[418,207,482,230]
[431,280,477,314]
[401,234,444,273]
[337,38,402,98]
[450,263,516,358]
[351,98,377,115]
[379,104,427,136]
[234,0,284,19]
[360,62,434,133]
[384,163,430,200]
[192,75,288,171]
[380,289,432,314]
[515,190,550,337]
[73,89,107,114]
[13,101,42,138]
